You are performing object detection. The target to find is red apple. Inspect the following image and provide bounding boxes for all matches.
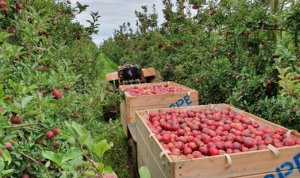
[22,173,30,178]
[46,131,55,140]
[52,89,63,100]
[11,115,22,124]
[52,128,60,136]
[5,142,12,151]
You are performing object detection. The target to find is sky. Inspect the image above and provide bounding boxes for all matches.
[71,0,164,45]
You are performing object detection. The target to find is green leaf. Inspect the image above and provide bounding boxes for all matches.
[2,148,12,165]
[71,122,90,138]
[68,156,86,168]
[69,122,94,150]
[64,122,77,137]
[2,169,15,176]
[0,159,4,171]
[0,85,3,97]
[84,170,97,176]
[60,171,68,178]
[84,136,94,152]
[97,162,104,173]
[21,96,34,108]
[78,134,89,145]
[45,161,51,168]
[139,166,151,178]
[42,151,63,166]
[93,140,113,159]
[103,165,113,173]
[13,101,22,110]
[62,148,81,163]
[0,32,12,43]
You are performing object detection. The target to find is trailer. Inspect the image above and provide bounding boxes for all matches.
[106,64,157,89]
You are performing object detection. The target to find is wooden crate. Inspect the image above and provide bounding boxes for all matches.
[120,82,199,135]
[135,104,300,178]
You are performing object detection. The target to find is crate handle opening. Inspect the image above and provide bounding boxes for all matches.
[209,103,215,109]
[267,144,280,157]
[287,129,300,138]
[224,154,232,168]
[149,133,156,139]
[160,150,171,165]
[160,150,171,158]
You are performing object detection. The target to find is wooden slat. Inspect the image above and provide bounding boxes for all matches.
[120,100,128,136]
[142,67,156,77]
[233,169,300,178]
[174,147,299,178]
[136,111,174,178]
[126,91,198,108]
[119,85,128,92]
[105,72,119,81]
[135,105,209,116]
[119,81,168,92]
[126,101,199,125]
[128,123,137,142]
[137,149,143,168]
[137,130,168,178]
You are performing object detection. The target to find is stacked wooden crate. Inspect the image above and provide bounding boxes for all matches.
[119,82,199,135]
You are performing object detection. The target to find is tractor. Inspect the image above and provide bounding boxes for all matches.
[105,64,157,89]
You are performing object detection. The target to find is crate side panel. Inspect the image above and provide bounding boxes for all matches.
[136,112,175,178]
[126,90,198,108]
[125,93,198,124]
[120,100,128,136]
[137,149,143,169]
[137,129,168,178]
[174,147,300,178]
[234,169,300,178]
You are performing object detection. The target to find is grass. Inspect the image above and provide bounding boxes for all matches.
[97,120,131,178]
[87,119,130,178]
[98,53,119,77]
[95,53,131,178]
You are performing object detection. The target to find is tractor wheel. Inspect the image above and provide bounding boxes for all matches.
[128,138,139,178]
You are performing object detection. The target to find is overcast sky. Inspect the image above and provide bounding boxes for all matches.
[71,0,164,45]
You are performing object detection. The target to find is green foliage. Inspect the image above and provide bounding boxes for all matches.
[277,67,300,97]
[0,0,119,177]
[93,119,130,178]
[86,11,101,35]
[0,146,14,177]
[42,148,87,177]
[101,0,300,130]
[42,122,113,177]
